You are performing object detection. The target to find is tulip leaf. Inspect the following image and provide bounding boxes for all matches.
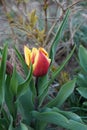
[13,123,29,130]
[46,79,76,108]
[68,120,87,130]
[52,107,83,123]
[5,75,14,114]
[8,116,13,130]
[19,89,34,125]
[5,75,18,119]
[32,108,87,130]
[39,46,75,107]
[0,125,4,130]
[17,65,33,98]
[77,73,87,88]
[10,66,18,95]
[29,78,36,98]
[0,119,8,130]
[15,46,28,75]
[77,45,87,98]
[49,46,75,85]
[0,44,8,105]
[76,87,87,99]
[49,9,70,62]
[32,110,69,129]
[78,45,87,73]
[38,74,48,95]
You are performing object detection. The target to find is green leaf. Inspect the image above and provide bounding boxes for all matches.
[0,44,8,105]
[1,108,10,129]
[10,66,18,95]
[49,9,70,62]
[17,65,33,98]
[35,120,47,130]
[77,73,87,88]
[0,125,6,130]
[50,46,75,84]
[15,47,28,76]
[32,108,87,130]
[38,74,48,95]
[13,123,29,130]
[29,78,36,97]
[32,110,69,129]
[77,45,87,98]
[19,88,34,125]
[46,79,76,107]
[0,118,8,130]
[13,123,34,130]
[38,80,49,107]
[79,45,87,72]
[52,107,83,123]
[69,120,87,130]
[19,123,28,130]
[8,116,13,130]
[39,46,75,107]
[77,87,87,99]
[16,72,24,84]
[5,75,16,118]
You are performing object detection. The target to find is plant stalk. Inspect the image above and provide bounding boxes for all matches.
[35,77,39,111]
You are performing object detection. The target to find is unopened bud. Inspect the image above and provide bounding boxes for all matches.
[0,58,13,75]
[6,61,13,75]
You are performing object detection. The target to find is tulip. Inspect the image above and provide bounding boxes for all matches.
[24,46,51,77]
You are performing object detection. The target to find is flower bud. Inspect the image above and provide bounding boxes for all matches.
[6,61,13,75]
[0,58,13,75]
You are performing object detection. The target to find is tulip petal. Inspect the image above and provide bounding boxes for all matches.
[33,50,51,77]
[24,46,31,66]
[39,47,48,57]
[31,48,38,64]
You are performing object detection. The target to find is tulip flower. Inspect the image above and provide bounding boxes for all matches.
[24,46,51,77]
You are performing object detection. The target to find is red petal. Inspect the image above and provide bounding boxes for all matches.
[33,50,50,77]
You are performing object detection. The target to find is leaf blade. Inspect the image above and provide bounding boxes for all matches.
[0,44,8,105]
[46,79,76,107]
[79,45,87,72]
[49,9,70,62]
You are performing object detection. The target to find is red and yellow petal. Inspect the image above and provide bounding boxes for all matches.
[33,49,51,77]
[39,47,48,57]
[24,45,31,66]
[31,48,38,64]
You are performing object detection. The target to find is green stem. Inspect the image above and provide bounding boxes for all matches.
[35,77,39,111]
[30,77,39,129]
[12,95,18,128]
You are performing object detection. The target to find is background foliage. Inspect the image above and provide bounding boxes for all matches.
[0,0,87,130]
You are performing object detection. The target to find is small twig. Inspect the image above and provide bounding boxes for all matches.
[69,16,74,45]
[1,0,7,13]
[11,22,40,45]
[43,0,48,34]
[69,21,85,44]
[66,0,84,10]
[44,13,65,46]
[44,20,58,46]
[55,0,64,12]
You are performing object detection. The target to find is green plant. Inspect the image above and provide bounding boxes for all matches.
[0,10,87,130]
[77,45,87,101]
